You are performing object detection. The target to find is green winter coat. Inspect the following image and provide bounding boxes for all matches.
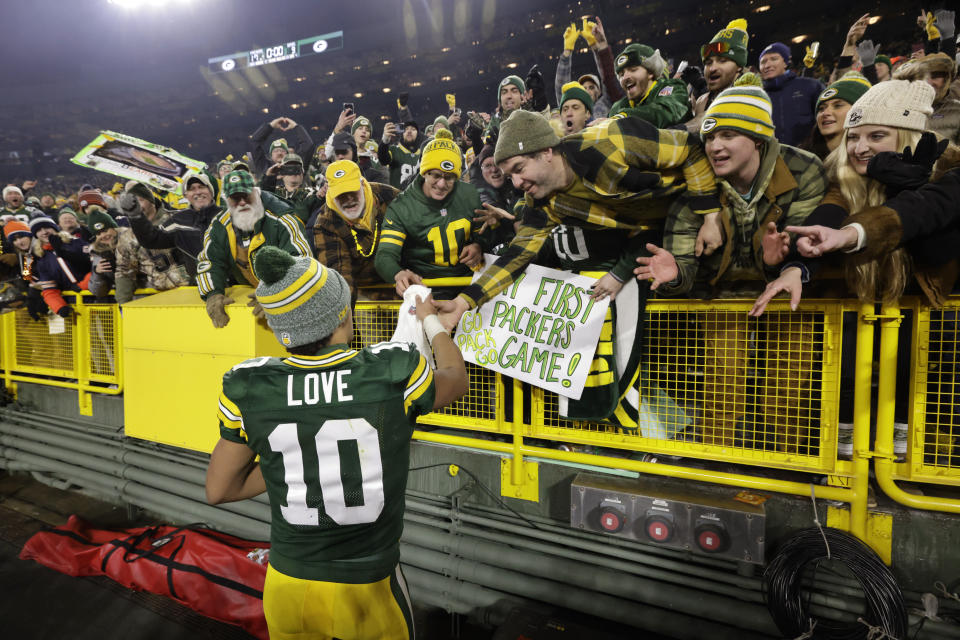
[608,77,691,128]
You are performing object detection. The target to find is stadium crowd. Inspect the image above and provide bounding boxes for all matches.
[0,5,958,437]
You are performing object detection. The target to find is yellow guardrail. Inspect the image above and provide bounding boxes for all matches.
[1,280,958,540]
[874,299,960,513]
[0,291,126,415]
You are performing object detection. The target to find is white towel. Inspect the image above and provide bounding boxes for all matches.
[390,284,435,368]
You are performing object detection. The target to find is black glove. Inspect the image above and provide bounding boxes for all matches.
[680,65,708,99]
[118,192,143,218]
[397,92,409,108]
[867,132,949,196]
[26,288,46,321]
[57,305,73,318]
[524,64,548,113]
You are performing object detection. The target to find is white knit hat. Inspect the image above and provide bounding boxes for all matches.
[843,80,935,132]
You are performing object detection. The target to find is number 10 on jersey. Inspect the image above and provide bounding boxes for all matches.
[268,419,385,526]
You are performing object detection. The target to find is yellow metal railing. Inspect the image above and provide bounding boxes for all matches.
[348,292,862,532]
[873,299,960,514]
[0,292,124,415]
[2,282,959,535]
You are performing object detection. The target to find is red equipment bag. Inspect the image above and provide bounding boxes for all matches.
[19,515,269,639]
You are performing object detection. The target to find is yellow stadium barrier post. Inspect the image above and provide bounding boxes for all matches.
[0,310,16,399]
[73,294,93,416]
[846,302,877,541]
[875,302,960,513]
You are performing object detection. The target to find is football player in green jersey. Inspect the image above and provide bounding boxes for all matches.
[205,245,467,640]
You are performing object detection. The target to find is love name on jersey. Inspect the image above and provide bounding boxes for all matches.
[286,370,353,406]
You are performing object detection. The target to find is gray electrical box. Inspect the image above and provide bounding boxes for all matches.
[569,473,766,563]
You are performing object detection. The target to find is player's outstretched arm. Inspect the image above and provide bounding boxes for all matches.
[205,439,267,504]
[417,294,468,410]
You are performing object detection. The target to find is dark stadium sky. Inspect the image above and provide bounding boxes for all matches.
[2,0,549,99]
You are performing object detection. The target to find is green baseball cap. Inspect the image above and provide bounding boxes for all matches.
[223,170,256,197]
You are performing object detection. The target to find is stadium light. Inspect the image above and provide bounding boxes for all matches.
[108,0,195,8]
[754,5,771,12]
[791,34,808,43]
[868,16,881,24]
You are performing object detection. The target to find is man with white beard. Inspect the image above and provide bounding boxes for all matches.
[196,170,312,328]
[313,160,398,303]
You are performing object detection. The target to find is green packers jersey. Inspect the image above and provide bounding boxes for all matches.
[217,341,435,584]
[385,143,420,189]
[375,177,489,282]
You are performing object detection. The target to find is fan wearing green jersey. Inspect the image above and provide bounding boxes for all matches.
[205,246,467,640]
[377,121,422,189]
[375,129,493,298]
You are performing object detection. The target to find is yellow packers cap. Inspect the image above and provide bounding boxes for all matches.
[324,160,363,210]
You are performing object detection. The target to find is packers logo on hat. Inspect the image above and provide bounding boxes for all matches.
[229,175,241,183]
[93,222,104,230]
[820,88,838,100]
[440,160,455,171]
[501,78,510,86]
[333,169,346,178]
[701,118,718,132]
[617,55,628,66]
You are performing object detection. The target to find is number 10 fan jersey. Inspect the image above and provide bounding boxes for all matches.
[217,342,435,584]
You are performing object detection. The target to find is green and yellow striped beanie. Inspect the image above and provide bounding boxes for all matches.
[559,81,594,112]
[700,86,775,141]
[253,246,350,348]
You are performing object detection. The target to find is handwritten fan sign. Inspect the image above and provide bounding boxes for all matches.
[71,131,206,195]
[454,259,609,400]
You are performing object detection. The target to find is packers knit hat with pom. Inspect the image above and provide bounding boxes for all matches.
[253,246,351,348]
[420,129,463,178]
[700,85,775,141]
[493,110,561,164]
[702,19,750,68]
[843,79,934,131]
[559,81,594,112]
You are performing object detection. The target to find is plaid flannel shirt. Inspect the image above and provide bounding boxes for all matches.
[460,116,720,307]
[313,182,398,301]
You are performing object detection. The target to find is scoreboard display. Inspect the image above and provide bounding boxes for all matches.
[208,31,343,73]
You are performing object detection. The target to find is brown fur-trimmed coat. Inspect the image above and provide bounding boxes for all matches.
[843,145,960,306]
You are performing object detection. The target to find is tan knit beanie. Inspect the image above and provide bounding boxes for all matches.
[843,80,935,132]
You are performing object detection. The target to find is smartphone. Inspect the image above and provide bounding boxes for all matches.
[342,102,354,113]
[453,107,462,116]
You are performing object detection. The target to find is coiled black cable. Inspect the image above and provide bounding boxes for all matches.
[764,527,907,639]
